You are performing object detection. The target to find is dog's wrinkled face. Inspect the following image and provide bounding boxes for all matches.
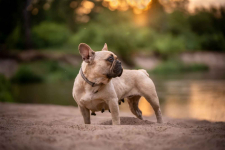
[78,43,123,79]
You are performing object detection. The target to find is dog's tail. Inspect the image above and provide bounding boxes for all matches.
[138,69,149,77]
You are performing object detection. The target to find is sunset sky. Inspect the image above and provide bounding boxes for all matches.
[189,0,225,11]
[99,0,225,15]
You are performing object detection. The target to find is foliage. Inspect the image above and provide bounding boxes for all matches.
[0,0,22,47]
[65,6,225,61]
[152,34,186,57]
[13,61,80,83]
[5,26,24,49]
[0,75,15,102]
[32,22,70,48]
[151,60,209,74]
[41,61,80,82]
[1,0,225,55]
[67,11,136,65]
[11,67,43,84]
[199,33,225,51]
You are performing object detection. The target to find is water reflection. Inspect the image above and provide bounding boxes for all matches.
[185,81,225,121]
[13,74,225,122]
[139,80,225,122]
[13,82,76,106]
[138,97,154,116]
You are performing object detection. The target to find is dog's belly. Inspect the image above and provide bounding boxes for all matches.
[84,99,109,112]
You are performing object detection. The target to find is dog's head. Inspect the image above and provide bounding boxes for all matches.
[78,43,123,79]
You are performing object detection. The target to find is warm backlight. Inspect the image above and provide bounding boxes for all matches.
[103,0,151,14]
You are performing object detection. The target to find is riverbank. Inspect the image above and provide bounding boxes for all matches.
[1,51,225,78]
[0,103,224,150]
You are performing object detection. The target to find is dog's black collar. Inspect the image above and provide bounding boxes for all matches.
[80,68,102,87]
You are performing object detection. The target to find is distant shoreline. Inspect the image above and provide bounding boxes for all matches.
[1,51,225,78]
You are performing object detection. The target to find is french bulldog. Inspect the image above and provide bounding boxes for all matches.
[72,43,163,125]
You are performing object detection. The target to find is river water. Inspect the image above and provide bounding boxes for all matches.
[13,71,225,122]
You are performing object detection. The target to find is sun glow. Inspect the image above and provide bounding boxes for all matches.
[73,0,151,23]
[74,0,95,23]
[103,0,151,14]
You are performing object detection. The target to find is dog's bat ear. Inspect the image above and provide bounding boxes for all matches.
[102,43,108,51]
[78,43,95,63]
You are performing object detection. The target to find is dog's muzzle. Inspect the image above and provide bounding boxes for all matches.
[107,60,123,78]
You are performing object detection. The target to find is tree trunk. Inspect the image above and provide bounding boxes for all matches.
[23,0,32,50]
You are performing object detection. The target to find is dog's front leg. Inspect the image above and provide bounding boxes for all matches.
[108,99,120,125]
[79,106,91,124]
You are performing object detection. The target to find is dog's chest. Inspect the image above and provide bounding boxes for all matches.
[85,99,108,112]
[80,91,108,111]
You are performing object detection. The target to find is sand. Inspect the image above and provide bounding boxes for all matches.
[0,103,224,150]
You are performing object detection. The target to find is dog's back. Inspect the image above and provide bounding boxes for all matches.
[111,69,151,99]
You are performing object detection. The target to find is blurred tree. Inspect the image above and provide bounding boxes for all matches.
[1,0,225,54]
[0,0,33,50]
[32,22,70,48]
[160,0,189,13]
[0,0,21,50]
[215,6,225,36]
[167,10,190,35]
[146,0,167,32]
[188,7,225,51]
[30,0,79,31]
[189,11,215,35]
[23,0,32,49]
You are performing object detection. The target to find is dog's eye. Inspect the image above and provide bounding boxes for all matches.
[107,56,114,62]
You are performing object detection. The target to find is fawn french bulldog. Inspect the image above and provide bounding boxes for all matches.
[72,43,163,125]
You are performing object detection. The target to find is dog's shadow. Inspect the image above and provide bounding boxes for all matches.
[99,117,154,125]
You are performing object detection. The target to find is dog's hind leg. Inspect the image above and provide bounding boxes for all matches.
[127,96,143,120]
[144,95,163,123]
[135,71,163,123]
[138,78,163,123]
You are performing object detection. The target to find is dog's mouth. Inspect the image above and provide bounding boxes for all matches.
[107,60,123,78]
[117,68,123,77]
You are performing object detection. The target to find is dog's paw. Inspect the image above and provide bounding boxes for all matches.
[91,112,96,116]
[118,99,125,105]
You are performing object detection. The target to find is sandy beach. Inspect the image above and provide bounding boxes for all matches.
[0,103,224,150]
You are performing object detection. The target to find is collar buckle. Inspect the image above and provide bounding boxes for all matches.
[92,83,95,87]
